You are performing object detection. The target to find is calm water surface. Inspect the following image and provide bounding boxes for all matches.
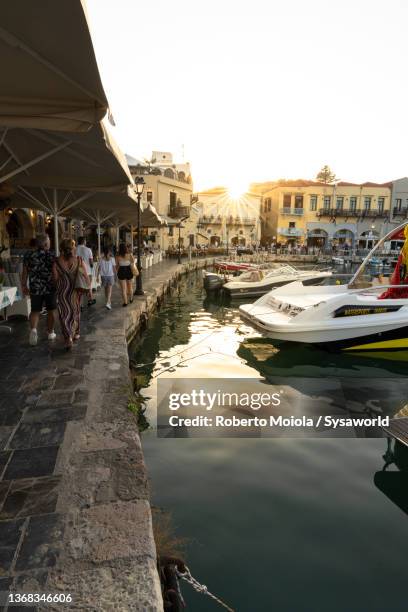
[129,270,408,612]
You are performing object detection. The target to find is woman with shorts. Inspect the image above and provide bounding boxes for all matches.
[115,243,136,306]
[99,246,116,310]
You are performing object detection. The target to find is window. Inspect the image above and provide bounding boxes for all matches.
[310,195,317,211]
[264,198,272,212]
[336,197,344,211]
[323,196,331,209]
[289,221,296,228]
[378,197,385,213]
[283,194,291,207]
[294,195,303,209]
[169,191,177,206]
[147,191,153,202]
[364,197,371,211]
[168,227,174,236]
[396,198,402,211]
[350,197,357,211]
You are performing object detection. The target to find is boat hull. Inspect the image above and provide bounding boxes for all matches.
[224,273,330,299]
[239,307,408,351]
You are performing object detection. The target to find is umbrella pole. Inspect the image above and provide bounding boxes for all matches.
[97,211,101,259]
[53,188,59,256]
[130,224,134,254]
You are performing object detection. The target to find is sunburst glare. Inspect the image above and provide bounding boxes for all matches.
[227,180,249,201]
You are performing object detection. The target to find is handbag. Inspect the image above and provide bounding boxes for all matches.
[75,258,90,292]
[130,256,139,277]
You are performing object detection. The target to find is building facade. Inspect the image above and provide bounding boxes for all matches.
[127,154,196,251]
[261,180,398,249]
[0,204,71,254]
[195,188,262,248]
[390,177,408,223]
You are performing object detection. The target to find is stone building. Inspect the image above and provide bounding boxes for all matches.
[126,153,196,251]
[260,180,399,249]
[195,188,262,248]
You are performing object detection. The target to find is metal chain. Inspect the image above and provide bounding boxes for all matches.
[176,566,235,612]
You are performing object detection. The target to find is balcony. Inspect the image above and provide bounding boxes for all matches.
[279,208,304,216]
[226,216,256,226]
[318,207,388,218]
[168,204,190,219]
[393,207,408,216]
[198,215,222,225]
[278,227,304,237]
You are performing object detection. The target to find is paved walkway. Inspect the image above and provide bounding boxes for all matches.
[0,259,202,611]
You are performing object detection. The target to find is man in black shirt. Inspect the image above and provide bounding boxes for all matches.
[22,234,57,346]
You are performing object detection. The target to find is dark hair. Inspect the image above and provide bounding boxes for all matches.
[103,246,111,258]
[118,243,127,257]
[78,236,85,245]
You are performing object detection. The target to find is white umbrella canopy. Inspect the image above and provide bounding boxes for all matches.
[0,0,109,132]
[0,121,133,192]
[10,185,164,226]
[9,184,165,254]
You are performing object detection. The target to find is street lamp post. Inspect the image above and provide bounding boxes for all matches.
[134,177,145,296]
[177,216,188,264]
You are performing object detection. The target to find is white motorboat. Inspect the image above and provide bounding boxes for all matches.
[223,265,332,299]
[240,222,408,350]
[203,261,261,292]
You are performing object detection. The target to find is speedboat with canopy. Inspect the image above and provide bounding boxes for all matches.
[239,222,408,350]
[222,265,332,298]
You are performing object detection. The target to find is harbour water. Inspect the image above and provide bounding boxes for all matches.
[129,270,408,611]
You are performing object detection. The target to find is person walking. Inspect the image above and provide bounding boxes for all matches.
[76,236,95,307]
[115,243,136,307]
[99,246,116,310]
[52,239,89,350]
[22,234,57,346]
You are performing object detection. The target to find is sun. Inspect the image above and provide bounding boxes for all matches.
[227,180,249,200]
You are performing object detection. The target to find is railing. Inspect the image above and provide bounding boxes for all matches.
[278,228,304,236]
[197,215,222,225]
[393,207,408,216]
[318,207,388,218]
[226,217,257,226]
[168,205,191,219]
[279,208,304,215]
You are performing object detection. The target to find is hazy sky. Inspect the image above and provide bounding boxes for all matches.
[87,0,408,192]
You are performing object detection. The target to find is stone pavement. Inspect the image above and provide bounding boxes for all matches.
[0,259,209,611]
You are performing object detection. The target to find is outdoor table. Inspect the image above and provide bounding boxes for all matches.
[0,286,18,333]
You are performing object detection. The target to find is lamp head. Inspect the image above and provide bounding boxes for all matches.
[135,176,145,195]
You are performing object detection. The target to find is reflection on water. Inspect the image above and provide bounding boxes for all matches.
[129,271,408,611]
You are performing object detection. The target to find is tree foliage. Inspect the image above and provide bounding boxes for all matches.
[316,165,337,184]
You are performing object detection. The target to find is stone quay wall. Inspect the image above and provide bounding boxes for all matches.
[0,259,211,611]
[46,260,211,610]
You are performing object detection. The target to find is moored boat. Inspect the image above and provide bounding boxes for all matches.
[214,260,259,272]
[239,222,408,351]
[223,265,332,299]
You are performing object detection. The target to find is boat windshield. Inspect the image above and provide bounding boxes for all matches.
[349,221,408,297]
[268,265,297,276]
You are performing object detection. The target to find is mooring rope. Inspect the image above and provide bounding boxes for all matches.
[176,566,235,612]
